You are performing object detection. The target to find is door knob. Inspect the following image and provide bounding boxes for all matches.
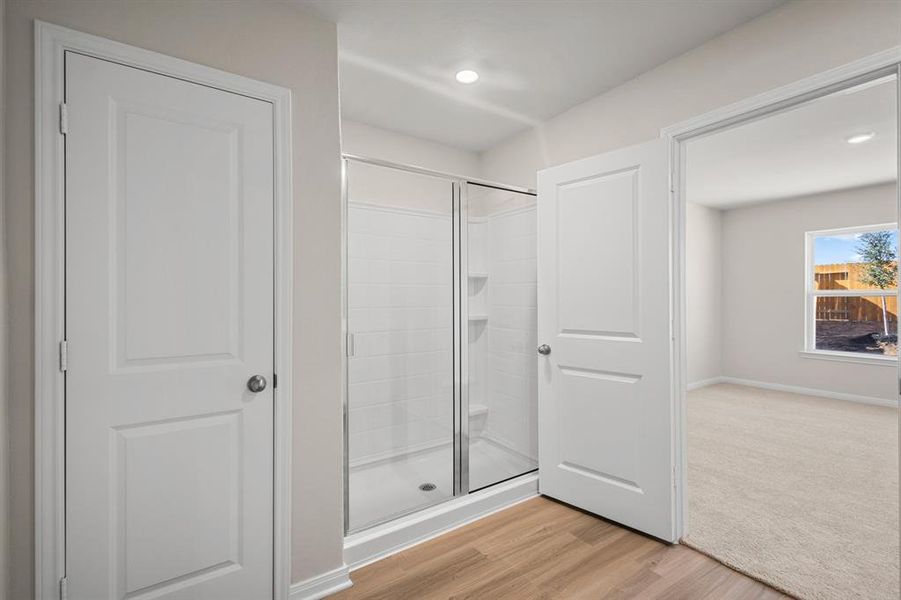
[247,375,268,393]
[537,344,551,355]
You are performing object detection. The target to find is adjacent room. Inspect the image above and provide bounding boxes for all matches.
[684,75,900,599]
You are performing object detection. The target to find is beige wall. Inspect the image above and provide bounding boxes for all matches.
[3,2,344,597]
[686,202,723,385]
[480,1,901,188]
[721,184,898,400]
[342,119,479,213]
[342,119,481,177]
[687,184,898,400]
[0,0,8,598]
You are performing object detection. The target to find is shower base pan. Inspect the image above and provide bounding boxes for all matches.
[349,438,536,531]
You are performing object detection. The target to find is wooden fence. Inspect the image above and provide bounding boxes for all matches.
[814,262,897,323]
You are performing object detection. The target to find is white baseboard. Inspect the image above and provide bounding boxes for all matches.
[691,376,897,408]
[344,472,539,571]
[687,377,724,391]
[289,565,352,600]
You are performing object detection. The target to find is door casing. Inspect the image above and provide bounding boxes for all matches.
[662,47,901,541]
[34,21,294,600]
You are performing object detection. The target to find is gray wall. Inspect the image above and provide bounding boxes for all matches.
[3,2,344,597]
[687,184,898,400]
[686,202,723,385]
[342,119,481,177]
[722,184,898,400]
[0,0,8,597]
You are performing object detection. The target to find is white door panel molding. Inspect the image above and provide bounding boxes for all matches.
[537,139,676,542]
[35,22,293,600]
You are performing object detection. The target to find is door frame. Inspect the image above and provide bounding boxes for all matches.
[34,21,294,600]
[662,46,901,540]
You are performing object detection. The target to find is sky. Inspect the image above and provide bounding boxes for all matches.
[814,229,899,265]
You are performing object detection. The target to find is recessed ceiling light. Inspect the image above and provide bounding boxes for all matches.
[455,69,479,84]
[846,132,875,144]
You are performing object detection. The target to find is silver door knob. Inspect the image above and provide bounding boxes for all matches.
[537,344,551,355]
[247,375,267,393]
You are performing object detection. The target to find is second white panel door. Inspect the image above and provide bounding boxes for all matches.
[65,52,275,599]
[537,139,675,542]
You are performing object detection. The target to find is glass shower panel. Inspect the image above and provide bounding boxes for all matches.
[346,161,455,532]
[466,183,538,492]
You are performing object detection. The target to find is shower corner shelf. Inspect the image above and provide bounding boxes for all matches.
[468,272,489,279]
[468,314,489,322]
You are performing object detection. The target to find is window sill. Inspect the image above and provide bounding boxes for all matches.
[799,350,898,367]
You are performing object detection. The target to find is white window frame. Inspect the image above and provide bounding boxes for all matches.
[803,222,899,365]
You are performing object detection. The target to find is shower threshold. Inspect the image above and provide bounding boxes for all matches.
[344,470,539,570]
[348,438,536,533]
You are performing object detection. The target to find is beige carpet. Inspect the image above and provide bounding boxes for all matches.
[685,383,899,600]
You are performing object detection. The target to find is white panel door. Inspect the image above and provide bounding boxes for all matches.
[65,53,275,599]
[537,139,675,542]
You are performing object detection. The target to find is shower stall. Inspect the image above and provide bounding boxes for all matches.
[343,156,538,533]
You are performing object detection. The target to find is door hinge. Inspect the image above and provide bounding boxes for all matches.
[59,576,68,600]
[59,340,68,372]
[59,102,69,135]
[273,372,278,389]
[346,333,355,358]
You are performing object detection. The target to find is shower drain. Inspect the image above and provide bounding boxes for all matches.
[419,482,437,492]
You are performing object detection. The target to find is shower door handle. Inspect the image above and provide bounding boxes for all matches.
[537,344,551,355]
[346,333,355,358]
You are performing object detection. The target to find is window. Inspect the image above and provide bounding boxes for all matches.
[806,224,899,359]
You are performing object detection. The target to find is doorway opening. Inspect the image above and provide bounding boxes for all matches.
[679,68,900,599]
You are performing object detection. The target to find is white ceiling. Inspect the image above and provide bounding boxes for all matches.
[686,77,898,208]
[300,0,785,152]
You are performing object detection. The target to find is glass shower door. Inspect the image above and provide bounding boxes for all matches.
[464,183,539,492]
[345,160,456,532]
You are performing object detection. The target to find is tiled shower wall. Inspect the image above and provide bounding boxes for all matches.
[347,203,454,465]
[470,207,539,461]
[467,220,488,425]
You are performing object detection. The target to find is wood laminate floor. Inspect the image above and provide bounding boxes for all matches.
[333,496,789,600]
